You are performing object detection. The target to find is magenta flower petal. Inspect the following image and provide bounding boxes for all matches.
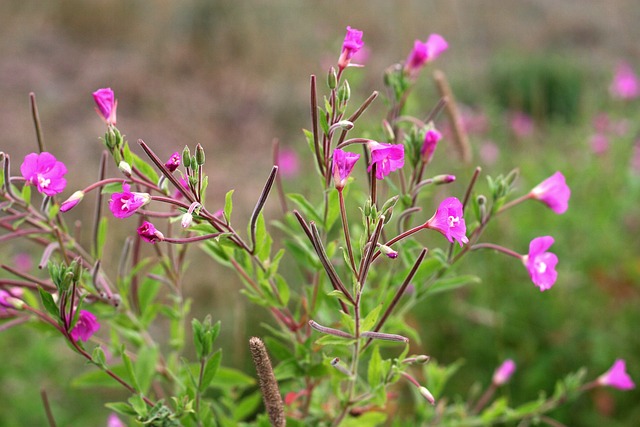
[367,141,404,180]
[425,197,468,247]
[20,152,68,196]
[164,152,181,172]
[492,359,516,385]
[530,171,571,214]
[137,221,164,243]
[70,310,100,342]
[59,191,84,212]
[107,413,126,427]
[108,183,150,219]
[598,359,635,390]
[610,62,640,100]
[421,128,442,163]
[332,148,360,189]
[404,34,448,77]
[523,236,558,291]
[338,26,364,69]
[93,88,118,125]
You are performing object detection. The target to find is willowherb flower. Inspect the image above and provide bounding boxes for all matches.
[338,26,364,70]
[332,148,360,189]
[510,111,535,138]
[610,62,640,100]
[492,359,516,385]
[20,152,68,196]
[107,413,125,427]
[93,88,118,125]
[424,197,468,247]
[70,310,100,342]
[529,171,570,214]
[277,148,300,178]
[108,183,151,219]
[421,127,442,164]
[367,141,404,180]
[165,152,181,172]
[404,34,448,77]
[137,221,164,243]
[522,236,558,291]
[59,190,84,212]
[597,359,635,390]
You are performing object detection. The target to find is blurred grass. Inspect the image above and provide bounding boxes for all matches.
[1,0,640,425]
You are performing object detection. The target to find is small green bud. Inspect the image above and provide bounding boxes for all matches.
[337,80,350,103]
[118,161,132,177]
[182,146,191,169]
[382,120,395,143]
[327,66,337,89]
[195,143,205,166]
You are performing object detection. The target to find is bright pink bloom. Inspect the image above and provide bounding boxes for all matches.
[492,359,516,385]
[59,190,85,212]
[338,26,364,69]
[530,172,570,214]
[107,413,126,427]
[20,152,68,196]
[137,221,164,243]
[522,236,558,291]
[108,183,150,219]
[597,359,635,390]
[421,128,442,163]
[165,152,181,172]
[405,34,448,77]
[332,148,360,189]
[93,88,118,125]
[277,148,300,178]
[0,290,12,310]
[367,141,404,180]
[610,62,640,100]
[70,310,100,342]
[425,197,468,247]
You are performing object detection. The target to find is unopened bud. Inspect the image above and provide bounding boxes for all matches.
[181,212,193,228]
[418,386,435,405]
[59,191,84,213]
[336,120,353,131]
[378,244,398,259]
[195,144,205,166]
[433,174,456,185]
[118,161,132,177]
[182,146,192,169]
[327,67,337,89]
[492,359,516,386]
[337,80,351,103]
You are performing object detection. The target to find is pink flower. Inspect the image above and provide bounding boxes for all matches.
[332,148,360,189]
[367,141,404,180]
[510,111,535,138]
[20,152,68,197]
[108,183,150,219]
[492,359,516,385]
[137,221,164,243]
[93,88,118,125]
[164,152,181,172]
[421,128,442,163]
[59,190,85,212]
[424,197,468,247]
[590,133,609,156]
[404,34,448,77]
[610,62,640,100]
[529,172,570,214]
[522,236,558,291]
[277,148,300,178]
[107,413,126,427]
[597,359,635,390]
[70,310,100,342]
[0,290,13,311]
[338,26,364,70]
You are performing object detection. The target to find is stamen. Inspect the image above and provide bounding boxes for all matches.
[448,215,459,227]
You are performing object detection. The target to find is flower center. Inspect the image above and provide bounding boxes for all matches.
[535,260,547,273]
[37,174,50,189]
[448,215,459,228]
[121,196,133,211]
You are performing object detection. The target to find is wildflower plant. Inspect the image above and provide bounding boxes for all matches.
[0,26,634,427]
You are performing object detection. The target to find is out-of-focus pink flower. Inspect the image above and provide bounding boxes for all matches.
[421,128,442,164]
[424,197,468,247]
[93,88,118,125]
[590,134,609,156]
[332,148,360,189]
[529,172,570,214]
[592,113,610,134]
[14,253,33,272]
[173,177,190,200]
[277,148,300,178]
[164,152,181,172]
[20,152,67,196]
[492,359,516,385]
[479,141,500,166]
[70,310,100,342]
[338,26,364,70]
[107,413,126,427]
[137,221,164,243]
[610,62,640,100]
[597,359,635,390]
[108,183,150,219]
[510,111,535,138]
[0,290,13,312]
[59,190,85,212]
[367,141,404,180]
[404,34,448,77]
[522,236,558,291]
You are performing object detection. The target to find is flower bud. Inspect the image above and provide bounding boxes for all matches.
[378,244,398,259]
[165,152,181,172]
[418,386,435,405]
[433,174,456,185]
[327,66,337,89]
[182,146,192,169]
[118,161,132,177]
[59,191,85,213]
[181,212,193,228]
[195,143,205,166]
[338,80,351,103]
[492,359,516,386]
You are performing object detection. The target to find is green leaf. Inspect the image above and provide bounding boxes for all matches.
[21,184,31,205]
[367,345,383,388]
[129,394,148,417]
[131,152,159,183]
[105,401,138,417]
[37,287,59,319]
[224,189,234,222]
[425,275,480,296]
[121,346,140,392]
[287,193,323,224]
[72,364,130,389]
[100,182,124,194]
[318,107,330,136]
[135,344,159,395]
[341,412,387,427]
[95,217,108,259]
[274,274,290,307]
[315,335,355,347]
[361,304,383,332]
[232,391,263,421]
[209,366,256,389]
[325,188,340,231]
[200,349,222,391]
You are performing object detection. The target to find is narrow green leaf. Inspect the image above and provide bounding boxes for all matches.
[367,344,383,388]
[361,304,383,332]
[121,346,140,392]
[21,184,31,205]
[131,152,159,183]
[37,287,59,319]
[287,193,323,224]
[224,189,234,222]
[95,217,108,259]
[232,391,263,421]
[135,345,159,395]
[200,350,222,391]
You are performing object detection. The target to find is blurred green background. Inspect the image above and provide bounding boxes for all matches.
[1,1,639,425]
